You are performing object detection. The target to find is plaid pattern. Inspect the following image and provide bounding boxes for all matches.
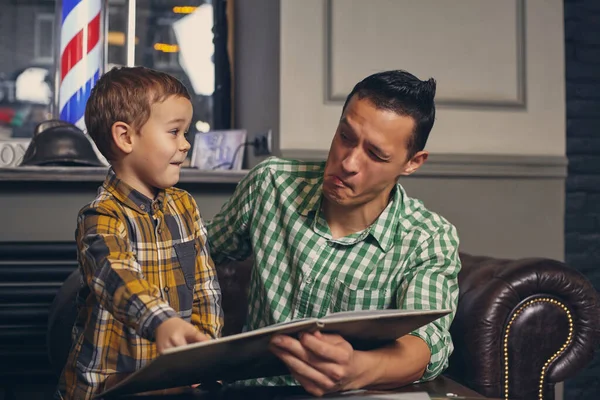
[207,157,461,387]
[57,169,223,399]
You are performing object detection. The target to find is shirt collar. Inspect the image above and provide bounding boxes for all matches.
[368,184,403,252]
[296,173,403,252]
[103,169,165,214]
[296,175,324,217]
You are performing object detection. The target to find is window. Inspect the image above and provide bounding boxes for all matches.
[152,17,180,70]
[33,13,55,64]
[0,0,230,152]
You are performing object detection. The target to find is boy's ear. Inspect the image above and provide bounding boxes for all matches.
[400,150,429,176]
[111,121,135,154]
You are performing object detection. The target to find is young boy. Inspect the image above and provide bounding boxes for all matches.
[55,67,223,399]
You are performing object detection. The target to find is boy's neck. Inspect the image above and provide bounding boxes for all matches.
[112,164,158,200]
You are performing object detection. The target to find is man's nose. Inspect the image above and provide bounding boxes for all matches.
[341,150,360,174]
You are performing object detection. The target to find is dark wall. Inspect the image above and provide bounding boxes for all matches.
[233,0,280,166]
[0,2,52,75]
[564,1,600,399]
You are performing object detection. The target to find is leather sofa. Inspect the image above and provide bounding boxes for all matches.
[1,242,594,400]
[208,253,600,400]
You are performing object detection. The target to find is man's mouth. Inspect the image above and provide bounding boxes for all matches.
[329,175,349,188]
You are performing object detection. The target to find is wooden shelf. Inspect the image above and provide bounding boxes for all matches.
[0,167,249,184]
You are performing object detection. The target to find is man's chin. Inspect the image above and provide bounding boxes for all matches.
[323,188,352,206]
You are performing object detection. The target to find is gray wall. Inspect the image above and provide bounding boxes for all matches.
[0,181,235,242]
[402,176,565,261]
[0,0,566,264]
[0,170,565,263]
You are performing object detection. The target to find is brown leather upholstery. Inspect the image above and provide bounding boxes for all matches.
[447,254,599,400]
[215,253,600,400]
[45,250,600,400]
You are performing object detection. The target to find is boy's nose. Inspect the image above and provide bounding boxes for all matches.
[181,138,191,152]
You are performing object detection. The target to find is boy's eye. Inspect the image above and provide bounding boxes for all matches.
[169,129,179,135]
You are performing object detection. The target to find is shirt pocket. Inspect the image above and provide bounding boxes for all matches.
[329,279,389,313]
[174,240,196,290]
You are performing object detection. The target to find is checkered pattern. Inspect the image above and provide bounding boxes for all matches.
[58,169,223,399]
[207,157,461,387]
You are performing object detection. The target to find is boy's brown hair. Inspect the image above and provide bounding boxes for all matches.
[84,66,191,162]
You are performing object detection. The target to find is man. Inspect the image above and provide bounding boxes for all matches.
[206,70,461,396]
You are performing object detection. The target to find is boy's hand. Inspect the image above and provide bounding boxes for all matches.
[155,317,210,354]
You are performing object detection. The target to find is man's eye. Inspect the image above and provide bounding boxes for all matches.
[370,152,383,160]
[369,152,388,162]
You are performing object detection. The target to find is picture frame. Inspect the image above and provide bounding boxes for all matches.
[190,129,247,171]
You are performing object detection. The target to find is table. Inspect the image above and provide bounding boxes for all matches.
[107,376,490,399]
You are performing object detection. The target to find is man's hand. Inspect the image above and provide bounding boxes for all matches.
[269,331,367,397]
[155,317,210,354]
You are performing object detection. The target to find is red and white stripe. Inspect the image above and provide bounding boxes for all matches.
[58,0,102,129]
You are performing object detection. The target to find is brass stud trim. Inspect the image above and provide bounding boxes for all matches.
[502,297,573,400]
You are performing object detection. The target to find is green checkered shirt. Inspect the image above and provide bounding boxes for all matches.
[207,157,461,386]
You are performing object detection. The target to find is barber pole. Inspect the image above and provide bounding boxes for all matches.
[58,0,103,130]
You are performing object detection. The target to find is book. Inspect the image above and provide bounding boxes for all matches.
[97,308,450,398]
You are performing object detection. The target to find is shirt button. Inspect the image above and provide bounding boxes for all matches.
[305,276,313,284]
[327,241,334,247]
[140,204,146,211]
[157,228,162,235]
[164,286,169,292]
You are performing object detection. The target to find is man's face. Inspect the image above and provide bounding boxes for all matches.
[323,95,426,209]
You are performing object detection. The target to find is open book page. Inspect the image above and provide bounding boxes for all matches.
[160,308,451,355]
[319,308,451,322]
[98,308,450,398]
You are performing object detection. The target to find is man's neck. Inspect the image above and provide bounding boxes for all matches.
[322,197,389,240]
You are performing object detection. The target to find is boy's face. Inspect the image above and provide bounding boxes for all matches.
[126,95,193,198]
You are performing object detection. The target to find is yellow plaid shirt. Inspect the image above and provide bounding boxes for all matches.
[57,169,223,399]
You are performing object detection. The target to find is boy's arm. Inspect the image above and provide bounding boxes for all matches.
[188,194,224,338]
[77,205,178,341]
[206,162,267,263]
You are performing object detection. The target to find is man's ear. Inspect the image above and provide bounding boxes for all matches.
[111,121,135,155]
[400,150,429,176]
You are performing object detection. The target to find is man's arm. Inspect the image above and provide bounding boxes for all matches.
[206,161,268,263]
[399,223,461,381]
[270,223,461,395]
[77,205,179,341]
[188,194,224,338]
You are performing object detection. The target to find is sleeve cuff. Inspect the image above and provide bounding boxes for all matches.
[408,327,448,382]
[138,303,179,341]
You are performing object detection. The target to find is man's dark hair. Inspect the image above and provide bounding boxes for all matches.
[342,70,436,158]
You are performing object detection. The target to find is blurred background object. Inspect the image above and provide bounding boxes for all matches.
[0,0,231,167]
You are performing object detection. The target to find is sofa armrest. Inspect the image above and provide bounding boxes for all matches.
[447,253,599,400]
